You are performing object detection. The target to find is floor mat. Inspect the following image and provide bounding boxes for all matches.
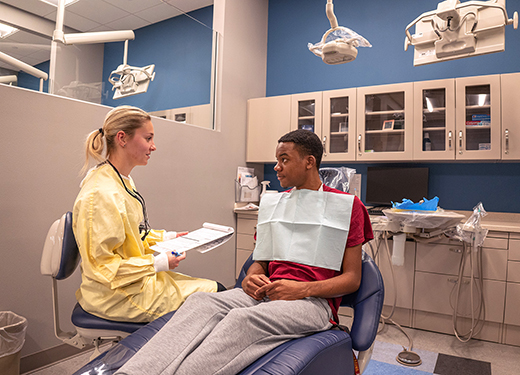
[364,341,492,375]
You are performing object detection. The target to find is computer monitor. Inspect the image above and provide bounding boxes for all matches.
[365,167,429,206]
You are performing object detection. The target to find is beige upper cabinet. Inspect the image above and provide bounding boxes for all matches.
[455,75,501,160]
[413,79,456,160]
[246,73,513,163]
[246,95,292,163]
[501,72,520,160]
[356,82,414,161]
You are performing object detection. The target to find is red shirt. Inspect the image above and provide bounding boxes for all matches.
[267,185,374,322]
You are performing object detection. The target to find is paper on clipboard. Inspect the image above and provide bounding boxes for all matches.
[151,223,234,254]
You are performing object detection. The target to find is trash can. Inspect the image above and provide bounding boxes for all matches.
[0,312,28,375]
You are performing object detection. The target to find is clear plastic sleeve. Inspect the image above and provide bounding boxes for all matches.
[308,26,372,57]
[319,167,356,192]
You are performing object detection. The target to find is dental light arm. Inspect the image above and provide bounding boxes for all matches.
[0,51,47,91]
[404,0,518,65]
[0,74,17,84]
[326,0,339,29]
[53,0,135,45]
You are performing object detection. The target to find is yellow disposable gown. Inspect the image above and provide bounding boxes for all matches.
[73,164,217,322]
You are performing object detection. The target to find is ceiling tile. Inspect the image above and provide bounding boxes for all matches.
[103,0,163,14]
[6,31,50,45]
[1,0,56,18]
[135,2,182,24]
[106,14,150,31]
[44,9,102,32]
[66,0,130,25]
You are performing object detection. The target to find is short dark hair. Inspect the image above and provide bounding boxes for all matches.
[278,129,323,169]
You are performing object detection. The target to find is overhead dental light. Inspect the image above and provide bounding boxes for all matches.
[108,40,156,99]
[404,0,518,66]
[50,0,155,98]
[308,0,371,65]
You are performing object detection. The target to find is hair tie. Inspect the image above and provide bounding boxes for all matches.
[98,128,104,136]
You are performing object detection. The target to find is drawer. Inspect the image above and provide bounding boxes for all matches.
[416,242,463,276]
[505,282,520,326]
[237,233,255,251]
[511,233,520,240]
[486,230,508,239]
[414,271,505,323]
[416,244,507,280]
[507,261,520,283]
[237,218,257,235]
[481,237,508,250]
[509,239,520,261]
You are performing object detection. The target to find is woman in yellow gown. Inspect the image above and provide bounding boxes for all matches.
[73,105,220,323]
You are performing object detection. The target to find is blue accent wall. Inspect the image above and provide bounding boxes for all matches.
[263,0,520,213]
[266,0,520,95]
[101,6,213,112]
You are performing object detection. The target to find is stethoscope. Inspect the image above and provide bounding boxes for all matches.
[105,160,151,241]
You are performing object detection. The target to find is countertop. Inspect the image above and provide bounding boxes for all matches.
[235,207,520,233]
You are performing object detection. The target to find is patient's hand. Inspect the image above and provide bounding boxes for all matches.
[257,279,309,301]
[242,274,271,300]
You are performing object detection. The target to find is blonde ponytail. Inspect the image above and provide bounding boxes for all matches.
[81,105,151,176]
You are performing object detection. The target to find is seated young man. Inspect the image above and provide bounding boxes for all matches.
[116,129,373,375]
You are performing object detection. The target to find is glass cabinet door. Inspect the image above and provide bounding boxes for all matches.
[357,83,413,161]
[455,75,501,160]
[322,88,356,161]
[413,79,456,160]
[291,92,323,136]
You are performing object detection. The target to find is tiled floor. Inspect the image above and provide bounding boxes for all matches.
[374,324,520,375]
[24,325,520,375]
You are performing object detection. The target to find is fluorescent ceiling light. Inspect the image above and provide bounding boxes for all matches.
[0,23,19,39]
[39,0,79,7]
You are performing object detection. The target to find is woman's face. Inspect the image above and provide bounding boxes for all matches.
[126,120,156,167]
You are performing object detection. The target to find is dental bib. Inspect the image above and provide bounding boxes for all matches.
[253,189,354,271]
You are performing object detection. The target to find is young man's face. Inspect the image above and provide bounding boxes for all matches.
[274,142,309,189]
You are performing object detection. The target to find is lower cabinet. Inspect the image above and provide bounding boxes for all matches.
[374,230,519,346]
[235,213,257,278]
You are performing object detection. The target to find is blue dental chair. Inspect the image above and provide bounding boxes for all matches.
[40,212,148,359]
[71,250,384,374]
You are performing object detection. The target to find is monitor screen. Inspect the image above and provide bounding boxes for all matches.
[365,167,429,206]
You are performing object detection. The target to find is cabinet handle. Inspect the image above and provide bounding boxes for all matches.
[505,129,509,155]
[358,134,362,156]
[448,131,453,150]
[448,277,469,284]
[458,130,463,155]
[322,136,327,157]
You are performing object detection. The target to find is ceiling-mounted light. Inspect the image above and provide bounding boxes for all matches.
[0,23,19,39]
[39,0,79,7]
[308,0,371,65]
[108,41,156,99]
[404,0,518,66]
